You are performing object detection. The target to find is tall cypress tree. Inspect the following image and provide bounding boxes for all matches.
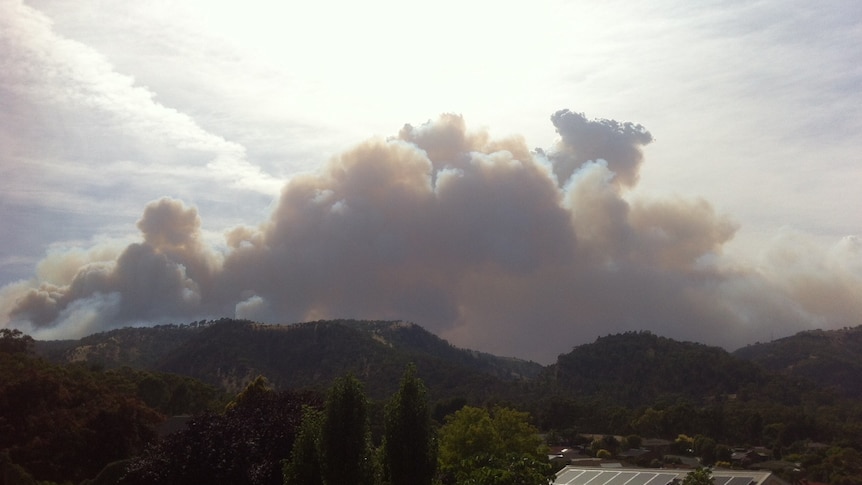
[317,374,373,485]
[383,364,437,485]
[283,406,323,485]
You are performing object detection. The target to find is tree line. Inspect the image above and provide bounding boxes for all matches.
[5,325,862,484]
[118,365,552,485]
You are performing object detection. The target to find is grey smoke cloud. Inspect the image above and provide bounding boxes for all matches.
[547,109,653,188]
[8,199,212,328]
[2,112,860,362]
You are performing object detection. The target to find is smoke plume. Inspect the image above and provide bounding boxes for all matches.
[2,111,860,362]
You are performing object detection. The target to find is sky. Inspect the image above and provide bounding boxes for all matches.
[1,0,860,363]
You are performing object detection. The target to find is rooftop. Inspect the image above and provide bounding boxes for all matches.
[553,466,790,485]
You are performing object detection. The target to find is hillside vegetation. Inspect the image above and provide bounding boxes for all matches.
[1,330,223,484]
[16,321,862,484]
[734,326,862,398]
[543,331,772,406]
[37,319,541,401]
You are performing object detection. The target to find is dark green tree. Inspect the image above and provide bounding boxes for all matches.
[318,374,373,485]
[0,451,36,485]
[624,434,642,450]
[454,453,550,485]
[600,435,620,455]
[120,389,317,485]
[682,467,714,485]
[806,447,862,485]
[715,444,732,463]
[136,374,171,410]
[283,406,323,485]
[693,435,716,466]
[438,406,549,485]
[382,364,437,485]
[0,353,161,483]
[226,375,275,411]
[0,329,34,354]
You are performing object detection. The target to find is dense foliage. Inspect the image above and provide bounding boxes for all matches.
[0,328,34,354]
[285,368,445,485]
[282,406,324,485]
[34,322,209,370]
[382,364,437,485]
[120,380,319,485]
[38,319,534,399]
[682,467,714,485]
[437,406,550,485]
[282,368,547,485]
[0,329,222,483]
[734,326,862,398]
[316,375,375,485]
[542,331,772,406]
[0,351,154,482]
[13,322,862,483]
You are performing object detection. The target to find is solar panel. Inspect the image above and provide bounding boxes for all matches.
[589,471,620,485]
[622,472,657,485]
[605,472,637,485]
[570,470,601,485]
[555,467,773,485]
[726,477,755,485]
[557,469,585,485]
[645,473,678,485]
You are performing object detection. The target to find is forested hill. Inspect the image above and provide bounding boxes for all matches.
[35,320,862,406]
[542,331,791,407]
[36,319,542,400]
[733,326,862,398]
[19,323,862,484]
[35,322,207,368]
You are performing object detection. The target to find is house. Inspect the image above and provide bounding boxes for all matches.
[553,466,791,485]
[662,454,701,468]
[641,438,672,456]
[549,447,589,467]
[618,447,660,466]
[750,459,800,476]
[731,448,769,467]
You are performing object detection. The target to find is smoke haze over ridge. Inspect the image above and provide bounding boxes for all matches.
[2,110,860,362]
[2,0,861,362]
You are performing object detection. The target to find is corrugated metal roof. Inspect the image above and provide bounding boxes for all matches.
[553,466,785,485]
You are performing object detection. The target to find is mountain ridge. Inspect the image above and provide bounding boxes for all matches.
[732,325,862,398]
[35,319,542,399]
[542,330,773,406]
[34,320,862,402]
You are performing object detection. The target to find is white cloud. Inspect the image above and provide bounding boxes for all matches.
[0,0,285,283]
